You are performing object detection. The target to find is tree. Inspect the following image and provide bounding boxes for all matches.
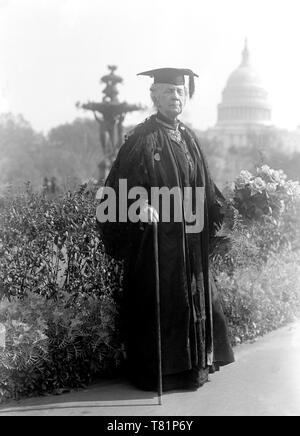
[0,114,103,191]
[0,113,46,188]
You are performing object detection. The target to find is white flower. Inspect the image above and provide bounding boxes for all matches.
[236,170,253,189]
[278,169,288,180]
[266,182,277,193]
[240,170,253,181]
[252,177,266,193]
[257,165,273,181]
[258,165,271,176]
[270,170,282,184]
[285,181,300,197]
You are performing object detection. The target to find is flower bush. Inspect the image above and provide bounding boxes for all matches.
[212,166,300,343]
[233,165,300,226]
[219,165,300,260]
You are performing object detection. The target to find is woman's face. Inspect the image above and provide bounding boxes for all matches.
[155,84,186,120]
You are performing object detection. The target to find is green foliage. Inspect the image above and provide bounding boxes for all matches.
[0,184,123,402]
[0,114,47,189]
[0,164,300,403]
[217,250,300,344]
[212,166,300,343]
[0,291,121,401]
[0,182,122,300]
[0,114,101,191]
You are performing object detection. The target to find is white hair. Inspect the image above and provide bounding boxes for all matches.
[150,83,188,109]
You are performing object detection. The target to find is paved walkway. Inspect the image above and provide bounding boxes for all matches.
[1,322,300,416]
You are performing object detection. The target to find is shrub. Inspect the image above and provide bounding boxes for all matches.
[212,165,300,343]
[230,165,300,253]
[0,293,49,402]
[217,249,300,344]
[0,182,123,301]
[0,290,122,402]
[214,166,300,270]
[0,183,124,402]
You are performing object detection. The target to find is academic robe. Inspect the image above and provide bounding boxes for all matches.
[98,113,234,390]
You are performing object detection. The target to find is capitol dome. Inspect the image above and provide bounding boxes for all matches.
[217,40,272,128]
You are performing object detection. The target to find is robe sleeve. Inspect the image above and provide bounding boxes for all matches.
[96,129,152,260]
[209,183,225,236]
[189,130,225,238]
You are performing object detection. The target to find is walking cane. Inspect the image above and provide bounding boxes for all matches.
[153,220,163,405]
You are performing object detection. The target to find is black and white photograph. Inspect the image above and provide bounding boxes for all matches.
[0,0,300,419]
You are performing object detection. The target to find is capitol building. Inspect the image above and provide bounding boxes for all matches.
[206,40,274,148]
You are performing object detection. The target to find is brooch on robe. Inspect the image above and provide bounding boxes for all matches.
[154,152,161,162]
[167,129,182,143]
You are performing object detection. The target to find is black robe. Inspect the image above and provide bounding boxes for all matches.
[98,114,234,388]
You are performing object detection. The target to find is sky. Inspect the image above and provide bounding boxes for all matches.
[0,0,300,133]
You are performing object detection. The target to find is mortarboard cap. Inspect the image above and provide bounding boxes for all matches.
[137,67,199,98]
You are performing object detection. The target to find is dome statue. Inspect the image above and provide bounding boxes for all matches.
[216,39,272,128]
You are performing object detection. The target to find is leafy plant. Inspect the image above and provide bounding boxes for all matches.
[0,184,124,402]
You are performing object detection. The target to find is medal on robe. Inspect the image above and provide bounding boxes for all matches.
[154,152,161,161]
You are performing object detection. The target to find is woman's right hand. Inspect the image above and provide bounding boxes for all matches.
[139,202,159,224]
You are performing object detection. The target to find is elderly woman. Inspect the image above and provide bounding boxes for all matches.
[98,68,234,392]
